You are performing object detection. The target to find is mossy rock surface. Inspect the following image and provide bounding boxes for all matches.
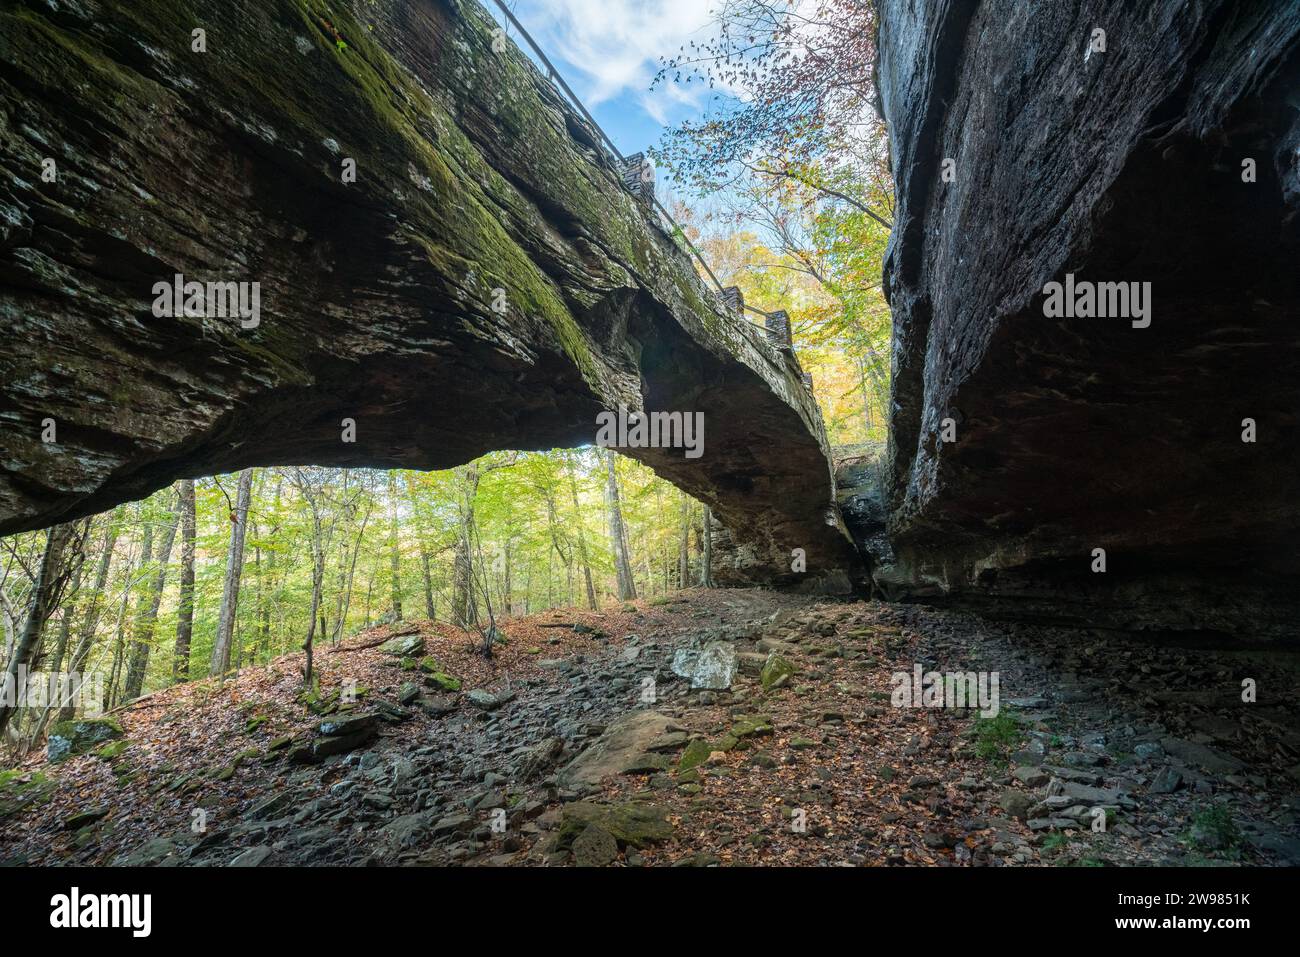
[731,716,775,739]
[424,671,461,692]
[48,717,124,763]
[760,653,797,692]
[0,770,56,821]
[557,801,674,850]
[379,635,424,657]
[0,0,854,590]
[94,740,129,760]
[678,739,712,773]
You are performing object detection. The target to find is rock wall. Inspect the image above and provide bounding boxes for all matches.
[0,0,858,584]
[876,0,1300,638]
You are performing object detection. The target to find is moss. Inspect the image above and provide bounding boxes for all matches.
[731,716,774,739]
[0,770,56,821]
[7,0,728,417]
[760,654,796,692]
[556,801,673,850]
[49,717,124,762]
[425,671,461,692]
[677,738,711,773]
[94,740,129,760]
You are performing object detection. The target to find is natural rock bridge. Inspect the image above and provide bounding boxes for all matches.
[0,0,859,585]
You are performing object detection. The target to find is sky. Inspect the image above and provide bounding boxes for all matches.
[485,0,727,158]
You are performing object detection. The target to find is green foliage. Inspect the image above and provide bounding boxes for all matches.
[973,712,1025,761]
[1187,805,1241,853]
[0,449,708,722]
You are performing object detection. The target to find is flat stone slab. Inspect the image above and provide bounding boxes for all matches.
[558,711,685,787]
[1160,737,1246,774]
[378,634,425,657]
[466,688,516,710]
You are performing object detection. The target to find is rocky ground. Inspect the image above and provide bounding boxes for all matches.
[2,589,1298,867]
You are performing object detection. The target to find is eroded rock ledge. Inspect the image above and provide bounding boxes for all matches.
[876,0,1300,638]
[0,0,858,584]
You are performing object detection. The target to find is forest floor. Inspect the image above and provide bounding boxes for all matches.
[2,589,1298,867]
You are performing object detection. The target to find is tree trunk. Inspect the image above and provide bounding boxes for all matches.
[566,458,598,610]
[102,536,139,711]
[110,518,153,705]
[452,466,480,629]
[123,497,178,699]
[388,472,402,621]
[420,546,436,620]
[173,479,196,682]
[303,511,324,685]
[499,540,512,618]
[210,468,253,677]
[0,522,78,736]
[605,451,637,601]
[681,494,691,590]
[47,533,89,677]
[60,515,119,722]
[334,501,370,643]
[700,507,714,588]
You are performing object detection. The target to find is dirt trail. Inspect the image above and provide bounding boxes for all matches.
[2,590,1296,867]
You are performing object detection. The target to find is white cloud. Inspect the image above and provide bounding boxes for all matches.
[509,0,722,117]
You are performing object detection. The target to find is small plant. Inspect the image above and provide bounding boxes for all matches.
[1187,804,1240,853]
[973,712,1024,761]
[1041,833,1067,854]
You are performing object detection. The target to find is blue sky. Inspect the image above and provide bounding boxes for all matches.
[485,0,727,158]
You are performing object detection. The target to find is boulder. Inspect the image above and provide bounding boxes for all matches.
[736,652,768,677]
[760,653,796,691]
[63,807,110,831]
[418,694,459,716]
[1159,737,1246,775]
[112,836,182,867]
[571,824,619,867]
[48,717,124,763]
[557,801,674,850]
[228,845,272,867]
[289,724,377,764]
[678,739,712,773]
[382,811,435,849]
[424,672,462,693]
[998,789,1033,822]
[671,641,737,690]
[0,771,55,821]
[465,688,515,711]
[516,736,565,781]
[378,635,424,657]
[317,713,378,737]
